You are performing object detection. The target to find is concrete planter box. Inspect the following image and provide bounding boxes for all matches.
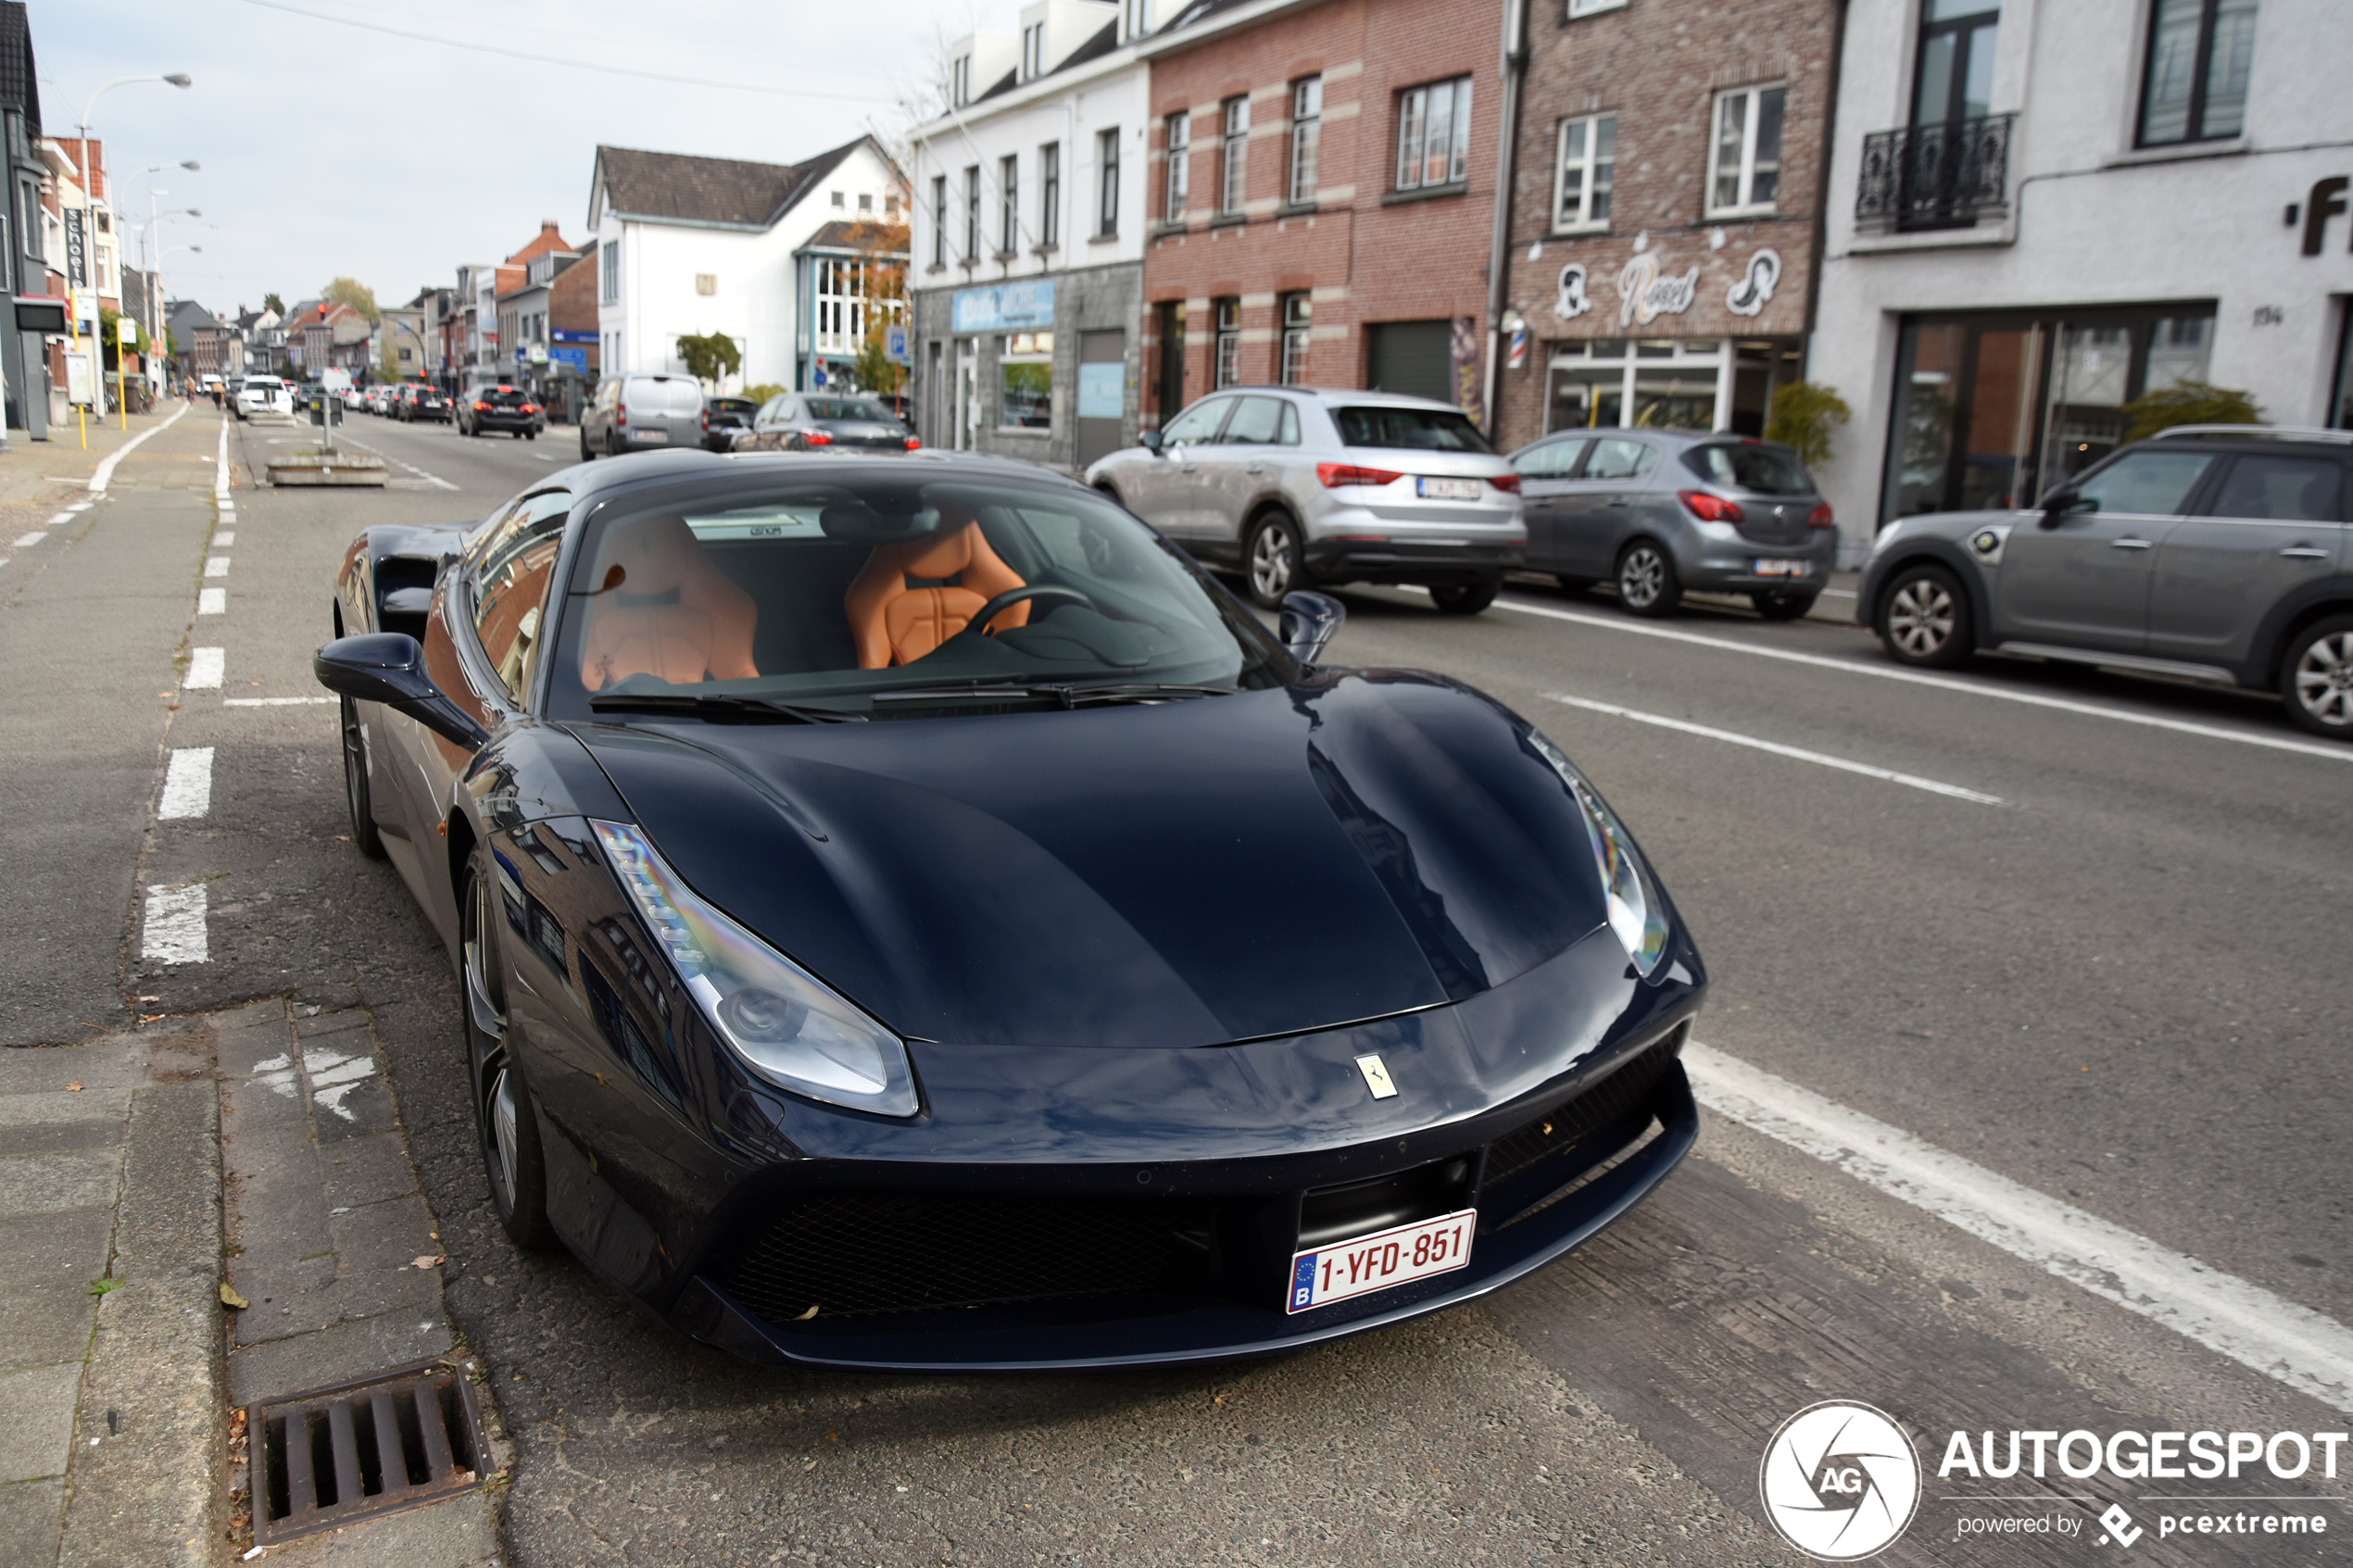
[265,449,387,487]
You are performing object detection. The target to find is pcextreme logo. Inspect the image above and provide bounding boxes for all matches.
[1759,1400,1924,1560]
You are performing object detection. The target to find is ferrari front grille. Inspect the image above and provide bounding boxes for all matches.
[1482,1033,1680,1189]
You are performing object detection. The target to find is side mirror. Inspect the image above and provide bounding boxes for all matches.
[2037,487,2090,527]
[1278,590,1345,670]
[1139,429,1164,456]
[314,633,488,749]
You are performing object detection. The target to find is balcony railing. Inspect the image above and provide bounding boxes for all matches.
[1855,113,2016,234]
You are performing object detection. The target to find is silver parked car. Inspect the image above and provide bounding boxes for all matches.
[1507,428,1834,620]
[1087,387,1525,613]
[1858,425,2353,738]
[579,373,706,459]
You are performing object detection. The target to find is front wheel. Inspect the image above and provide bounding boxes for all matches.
[1877,563,1973,668]
[2280,614,2353,739]
[461,848,559,1251]
[1616,540,1682,617]
[1244,514,1305,609]
[1751,591,1818,621]
[1430,577,1500,615]
[580,429,595,461]
[338,695,386,859]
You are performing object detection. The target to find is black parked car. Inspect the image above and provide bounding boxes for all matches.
[459,385,545,440]
[397,385,451,424]
[312,447,1703,1371]
[736,393,918,454]
[703,396,761,453]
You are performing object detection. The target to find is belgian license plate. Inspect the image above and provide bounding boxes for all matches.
[1287,1208,1477,1313]
[635,429,668,443]
[1416,476,1481,500]
[1753,558,1808,576]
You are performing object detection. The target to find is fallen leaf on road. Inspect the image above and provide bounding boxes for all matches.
[65,1082,82,1092]
[412,1254,445,1270]
[220,1283,249,1310]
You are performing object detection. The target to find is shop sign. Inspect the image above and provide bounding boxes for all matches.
[1727,250,1782,317]
[1554,263,1592,320]
[1617,253,1699,328]
[952,280,1055,334]
[548,345,587,372]
[63,208,86,290]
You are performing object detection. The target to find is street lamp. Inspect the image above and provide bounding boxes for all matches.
[71,71,193,439]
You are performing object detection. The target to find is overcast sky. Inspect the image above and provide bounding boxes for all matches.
[37,0,1024,315]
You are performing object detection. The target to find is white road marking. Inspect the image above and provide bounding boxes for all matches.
[198,588,225,615]
[13,531,44,547]
[214,531,235,546]
[303,1047,378,1121]
[533,453,555,462]
[1545,693,2004,805]
[158,747,215,820]
[1492,595,2353,765]
[1818,587,1857,598]
[184,647,224,688]
[90,400,189,492]
[141,884,208,964]
[45,512,72,526]
[215,419,231,498]
[339,436,458,491]
[1686,1042,2353,1416]
[222,696,335,706]
[204,557,230,578]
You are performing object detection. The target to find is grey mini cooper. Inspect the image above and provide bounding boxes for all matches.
[1505,428,1835,620]
[1857,426,2353,739]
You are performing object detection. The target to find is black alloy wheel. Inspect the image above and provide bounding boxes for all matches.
[1430,577,1501,615]
[337,694,386,859]
[461,847,559,1250]
[1751,591,1818,621]
[1616,540,1682,617]
[1244,512,1305,609]
[1877,562,1973,669]
[2281,613,2353,739]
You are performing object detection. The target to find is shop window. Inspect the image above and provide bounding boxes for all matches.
[1290,78,1323,206]
[1708,84,1785,216]
[1396,77,1473,192]
[1164,112,1190,221]
[1220,98,1250,215]
[1279,295,1312,385]
[1000,334,1053,429]
[1554,114,1616,231]
[2140,0,2257,146]
[1039,143,1061,248]
[1214,297,1240,388]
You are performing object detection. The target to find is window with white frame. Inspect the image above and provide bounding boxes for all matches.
[1097,127,1120,236]
[1279,294,1312,384]
[1220,97,1249,214]
[931,175,948,267]
[1000,154,1019,254]
[1039,143,1061,247]
[1708,83,1785,215]
[1289,77,1323,206]
[1396,76,1473,191]
[599,239,620,303]
[963,166,981,261]
[1022,21,1045,80]
[952,55,973,107]
[1164,112,1190,220]
[1214,297,1240,387]
[1123,0,1151,40]
[1554,113,1615,229]
[812,257,901,357]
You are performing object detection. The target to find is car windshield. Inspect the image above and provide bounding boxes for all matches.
[545,470,1293,721]
[1681,442,1814,495]
[803,397,896,422]
[1332,406,1494,454]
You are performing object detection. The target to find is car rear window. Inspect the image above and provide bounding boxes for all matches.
[803,398,896,421]
[710,398,759,415]
[481,389,530,408]
[1332,406,1494,454]
[1681,442,1814,495]
[627,377,704,414]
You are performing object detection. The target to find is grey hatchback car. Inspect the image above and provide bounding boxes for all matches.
[1857,425,2353,739]
[580,373,707,460]
[1507,428,1835,620]
[1086,387,1524,613]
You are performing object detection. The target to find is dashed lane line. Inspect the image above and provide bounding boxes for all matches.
[12,531,44,547]
[215,531,235,546]
[157,747,214,820]
[1686,1042,2353,1415]
[1490,594,2353,764]
[204,557,230,577]
[198,589,224,615]
[140,884,208,964]
[1544,692,2004,805]
[215,417,232,498]
[184,647,224,689]
[338,435,458,491]
[90,400,189,493]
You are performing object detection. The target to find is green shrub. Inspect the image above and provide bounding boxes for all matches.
[2120,380,2261,443]
[741,383,786,405]
[1763,382,1851,470]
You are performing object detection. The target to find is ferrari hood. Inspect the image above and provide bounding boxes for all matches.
[576,674,1611,1050]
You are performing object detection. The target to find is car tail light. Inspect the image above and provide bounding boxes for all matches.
[904,436,921,449]
[521,403,536,414]
[1488,473,1522,494]
[617,406,627,426]
[472,401,489,412]
[1807,502,1835,529]
[1679,490,1744,523]
[700,409,710,430]
[1317,462,1403,488]
[804,430,834,445]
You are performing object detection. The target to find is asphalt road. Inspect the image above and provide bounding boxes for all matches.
[21,406,2352,1565]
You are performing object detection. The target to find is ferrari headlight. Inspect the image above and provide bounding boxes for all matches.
[1527,733,1671,978]
[593,822,918,1118]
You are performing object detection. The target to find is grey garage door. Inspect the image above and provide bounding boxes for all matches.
[1366,320,1453,404]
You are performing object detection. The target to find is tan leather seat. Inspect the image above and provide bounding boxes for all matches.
[580,516,760,690]
[844,513,1031,668]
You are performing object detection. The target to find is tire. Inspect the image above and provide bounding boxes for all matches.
[579,429,595,461]
[461,847,559,1251]
[1751,591,1818,621]
[1430,577,1501,615]
[511,431,522,440]
[1876,562,1974,669]
[338,695,387,859]
[2279,613,2353,739]
[1615,540,1682,617]
[1243,512,1305,609]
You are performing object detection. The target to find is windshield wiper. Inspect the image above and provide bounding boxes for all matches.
[872,682,1230,709]
[588,692,866,723]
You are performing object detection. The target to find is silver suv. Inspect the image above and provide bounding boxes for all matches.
[1507,427,1834,620]
[1857,426,2353,739]
[1086,387,1524,613]
[580,373,707,459]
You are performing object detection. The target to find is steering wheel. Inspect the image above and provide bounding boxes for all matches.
[959,583,1095,638]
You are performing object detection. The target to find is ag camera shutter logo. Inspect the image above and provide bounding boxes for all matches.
[1759,1400,1922,1560]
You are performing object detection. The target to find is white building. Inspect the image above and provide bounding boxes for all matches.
[1809,0,2353,563]
[907,0,1153,468]
[586,138,905,395]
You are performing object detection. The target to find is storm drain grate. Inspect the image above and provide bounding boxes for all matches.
[248,1359,488,1544]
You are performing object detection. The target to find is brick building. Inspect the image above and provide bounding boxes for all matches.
[1139,0,1508,430]
[1491,0,1838,449]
